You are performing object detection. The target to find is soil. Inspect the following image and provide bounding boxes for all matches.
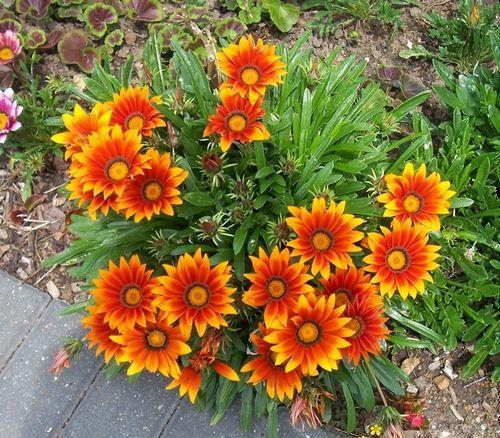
[0,1,497,437]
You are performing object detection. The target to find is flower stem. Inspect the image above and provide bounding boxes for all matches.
[365,360,388,407]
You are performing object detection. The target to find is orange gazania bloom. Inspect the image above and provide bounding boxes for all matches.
[66,176,121,220]
[51,103,111,160]
[378,163,455,231]
[264,293,354,376]
[217,35,286,104]
[243,247,313,327]
[319,267,377,308]
[153,249,237,337]
[117,149,188,222]
[363,219,440,299]
[111,314,191,378]
[71,125,150,199]
[286,198,364,279]
[342,294,389,366]
[107,86,165,136]
[82,305,123,363]
[241,324,302,401]
[166,351,239,403]
[91,255,158,332]
[203,90,270,152]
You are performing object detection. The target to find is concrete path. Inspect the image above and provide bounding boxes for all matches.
[0,271,342,438]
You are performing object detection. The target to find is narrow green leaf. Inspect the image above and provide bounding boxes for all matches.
[240,386,253,432]
[461,348,489,380]
[341,382,356,432]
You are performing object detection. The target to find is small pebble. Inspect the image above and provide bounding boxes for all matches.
[434,375,450,391]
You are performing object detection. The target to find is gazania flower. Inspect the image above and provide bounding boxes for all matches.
[217,34,286,104]
[166,350,239,403]
[241,324,302,401]
[342,294,389,365]
[51,103,111,160]
[264,293,354,376]
[377,163,455,231]
[0,30,21,65]
[243,247,313,327]
[117,149,188,222]
[286,198,364,279]
[71,125,150,199]
[111,314,190,378]
[66,176,121,220]
[319,267,377,308]
[82,306,123,363]
[91,255,158,332]
[153,249,237,337]
[0,88,23,144]
[107,86,165,136]
[203,90,270,152]
[363,219,440,299]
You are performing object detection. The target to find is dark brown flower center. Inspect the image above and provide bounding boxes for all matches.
[120,283,143,308]
[265,276,288,299]
[146,329,167,349]
[141,179,163,201]
[386,247,411,272]
[403,192,423,213]
[184,282,210,308]
[346,316,365,339]
[310,228,334,252]
[296,321,321,345]
[105,156,130,181]
[334,288,352,308]
[240,66,260,85]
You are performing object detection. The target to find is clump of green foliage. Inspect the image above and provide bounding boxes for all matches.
[302,0,414,42]
[389,59,499,381]
[221,0,300,33]
[400,0,499,71]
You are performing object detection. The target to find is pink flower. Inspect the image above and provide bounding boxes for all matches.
[406,412,426,429]
[0,30,21,65]
[0,88,23,144]
[49,348,71,376]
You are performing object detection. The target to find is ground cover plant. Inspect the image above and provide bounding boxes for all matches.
[42,32,474,435]
[0,2,499,436]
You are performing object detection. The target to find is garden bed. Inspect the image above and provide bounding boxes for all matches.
[0,1,498,437]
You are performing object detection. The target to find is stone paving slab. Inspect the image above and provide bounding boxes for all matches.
[0,270,343,438]
[0,299,102,438]
[0,271,50,369]
[62,371,180,438]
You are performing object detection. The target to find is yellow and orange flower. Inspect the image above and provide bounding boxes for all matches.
[286,198,364,279]
[107,86,165,137]
[342,294,389,366]
[111,314,191,378]
[319,267,377,308]
[82,305,123,364]
[51,103,111,160]
[70,125,150,199]
[66,176,121,220]
[243,247,313,327]
[264,293,354,376]
[91,255,158,332]
[363,219,440,299]
[241,324,303,401]
[217,35,286,104]
[377,163,455,231]
[166,350,239,403]
[203,90,270,152]
[153,249,237,337]
[117,149,187,222]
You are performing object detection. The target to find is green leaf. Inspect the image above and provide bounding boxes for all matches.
[341,382,356,432]
[266,401,279,438]
[451,250,488,281]
[240,386,253,432]
[450,197,474,208]
[386,307,448,346]
[390,91,430,122]
[432,59,455,89]
[461,348,489,380]
[473,157,490,188]
[183,192,215,207]
[434,85,465,110]
[59,300,91,316]
[262,0,300,33]
[399,44,430,59]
